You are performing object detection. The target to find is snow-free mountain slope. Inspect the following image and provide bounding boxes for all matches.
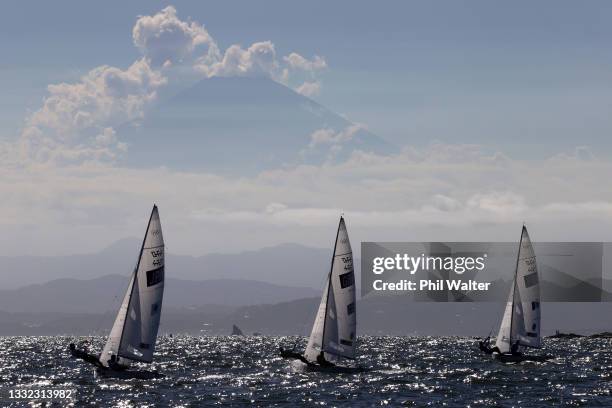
[119,77,394,173]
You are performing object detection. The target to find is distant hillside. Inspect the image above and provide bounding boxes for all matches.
[0,307,235,337]
[2,297,610,337]
[0,275,318,313]
[0,241,343,289]
[224,297,612,337]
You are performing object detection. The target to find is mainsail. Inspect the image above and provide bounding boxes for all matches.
[304,216,357,363]
[100,205,165,367]
[495,226,541,354]
[232,325,244,336]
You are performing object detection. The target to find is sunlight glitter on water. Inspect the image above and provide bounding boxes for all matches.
[0,336,611,406]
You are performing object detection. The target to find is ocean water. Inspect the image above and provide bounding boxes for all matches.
[0,336,611,407]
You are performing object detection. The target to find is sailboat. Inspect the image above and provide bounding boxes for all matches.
[232,324,244,336]
[480,225,549,363]
[280,216,361,373]
[69,205,166,375]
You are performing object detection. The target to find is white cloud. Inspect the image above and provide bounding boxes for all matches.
[133,7,328,87]
[95,127,127,153]
[2,144,612,256]
[8,7,611,256]
[132,6,220,67]
[309,124,365,147]
[295,81,321,97]
[131,6,327,87]
[283,53,327,72]
[281,53,326,95]
[20,58,165,164]
[466,192,527,218]
[198,43,326,93]
[95,127,117,146]
[204,41,280,78]
[14,6,329,166]
[33,59,165,133]
[431,194,462,212]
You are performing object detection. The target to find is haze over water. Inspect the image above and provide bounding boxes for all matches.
[1,336,611,406]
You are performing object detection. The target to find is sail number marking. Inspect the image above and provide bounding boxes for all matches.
[151,248,164,267]
[341,255,353,271]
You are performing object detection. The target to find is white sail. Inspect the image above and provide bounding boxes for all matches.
[304,279,330,362]
[99,205,165,366]
[494,226,541,353]
[304,217,357,363]
[99,271,136,366]
[494,279,515,353]
[514,227,541,348]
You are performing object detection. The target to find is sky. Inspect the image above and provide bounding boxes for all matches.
[2,1,612,257]
[4,1,612,150]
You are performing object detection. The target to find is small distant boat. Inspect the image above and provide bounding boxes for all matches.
[69,205,165,375]
[232,324,244,336]
[479,225,549,363]
[280,216,362,373]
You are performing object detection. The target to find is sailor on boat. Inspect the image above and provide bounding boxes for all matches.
[316,351,335,368]
[478,336,492,354]
[69,343,103,368]
[510,340,522,356]
[70,342,130,370]
[477,335,500,354]
[107,354,129,371]
[279,346,309,364]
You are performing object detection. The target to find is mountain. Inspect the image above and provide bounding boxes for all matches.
[0,241,340,289]
[0,275,319,314]
[3,297,611,337]
[208,297,612,337]
[118,77,394,174]
[0,307,232,337]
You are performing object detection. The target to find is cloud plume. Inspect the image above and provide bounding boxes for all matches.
[132,6,220,67]
[16,6,328,165]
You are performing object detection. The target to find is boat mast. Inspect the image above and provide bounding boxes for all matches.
[320,216,343,357]
[117,205,157,356]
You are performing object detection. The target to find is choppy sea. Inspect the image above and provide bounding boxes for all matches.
[1,336,611,407]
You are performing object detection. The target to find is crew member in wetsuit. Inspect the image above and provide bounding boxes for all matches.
[69,343,103,367]
[510,340,522,356]
[316,351,335,368]
[107,354,128,371]
[279,347,309,364]
[478,336,492,353]
[478,337,504,355]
